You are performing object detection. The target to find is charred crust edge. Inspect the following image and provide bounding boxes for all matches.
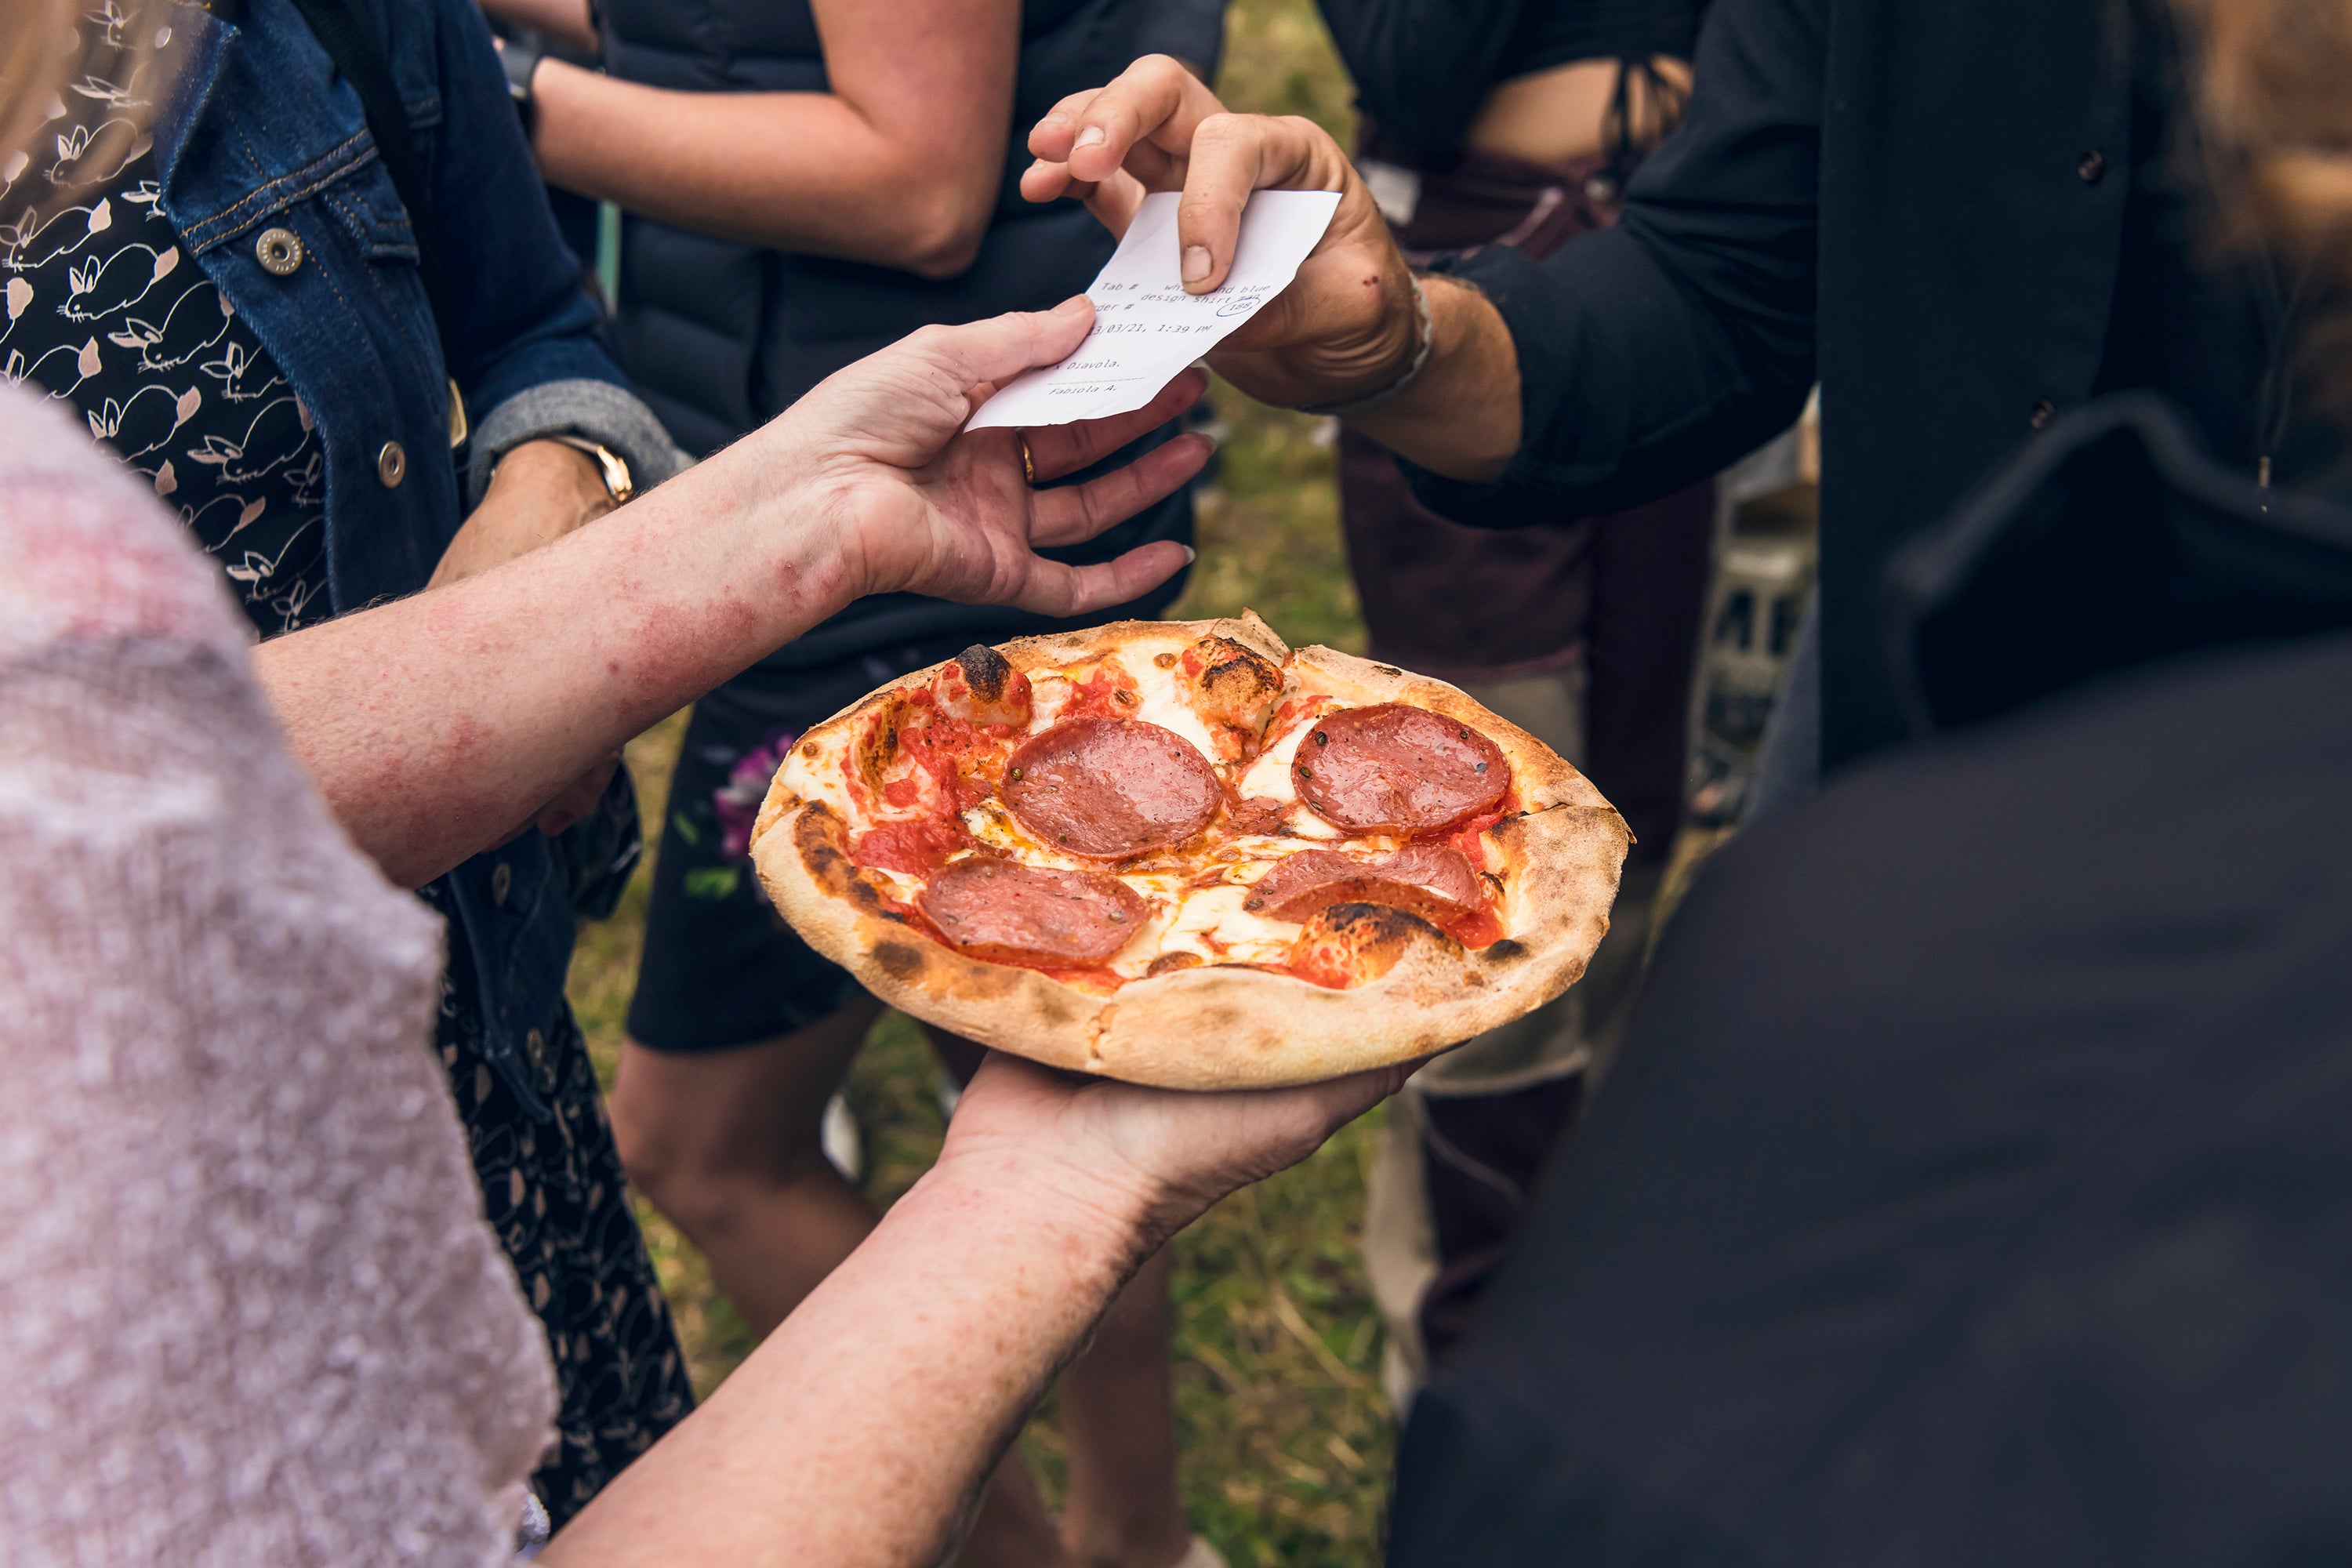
[1195,636,1284,695]
[1320,900,1459,952]
[793,801,904,922]
[955,643,1014,703]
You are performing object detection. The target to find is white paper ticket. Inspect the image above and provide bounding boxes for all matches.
[966,189,1342,430]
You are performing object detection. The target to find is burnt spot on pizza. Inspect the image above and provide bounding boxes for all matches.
[1287,901,1457,989]
[793,804,909,923]
[1145,950,1204,977]
[1374,663,1403,677]
[873,942,929,982]
[1334,902,1454,946]
[1480,938,1530,965]
[953,643,1014,705]
[1194,637,1283,706]
[794,803,855,886]
[1182,637,1286,756]
[851,689,924,797]
[1483,811,1547,861]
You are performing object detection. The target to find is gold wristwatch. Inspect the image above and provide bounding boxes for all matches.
[548,433,636,506]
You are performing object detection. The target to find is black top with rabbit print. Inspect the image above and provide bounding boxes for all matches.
[4,136,328,639]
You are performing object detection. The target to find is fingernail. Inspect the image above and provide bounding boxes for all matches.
[1180,544,1197,565]
[1181,245,1211,283]
[1074,126,1106,150]
[1054,294,1091,316]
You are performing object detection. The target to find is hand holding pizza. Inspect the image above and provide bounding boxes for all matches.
[770,296,1211,620]
[938,1051,1410,1255]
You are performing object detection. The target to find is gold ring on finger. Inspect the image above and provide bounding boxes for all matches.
[1018,434,1036,488]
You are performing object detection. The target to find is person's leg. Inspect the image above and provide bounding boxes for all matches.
[923,1025,1196,1568]
[608,1000,880,1334]
[1055,1247,1192,1568]
[612,1011,1075,1568]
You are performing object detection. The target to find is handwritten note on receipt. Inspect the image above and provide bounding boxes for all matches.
[966,189,1341,430]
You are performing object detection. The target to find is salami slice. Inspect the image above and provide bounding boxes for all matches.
[1243,844,1486,926]
[1004,717,1222,858]
[1225,796,1290,836]
[919,858,1148,965]
[1292,704,1508,833]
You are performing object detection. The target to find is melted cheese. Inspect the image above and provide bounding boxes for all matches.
[960,796,1089,871]
[1121,658,1226,760]
[1235,696,1347,839]
[1140,882,1301,970]
[779,641,1517,984]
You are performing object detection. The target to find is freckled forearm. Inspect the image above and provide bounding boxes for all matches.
[255,445,855,887]
[543,1159,1145,1568]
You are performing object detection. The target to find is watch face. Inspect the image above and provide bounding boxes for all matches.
[557,437,632,504]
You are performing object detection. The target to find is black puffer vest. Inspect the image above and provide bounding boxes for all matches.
[604,0,1193,666]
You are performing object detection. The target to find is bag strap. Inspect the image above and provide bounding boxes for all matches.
[282,0,456,345]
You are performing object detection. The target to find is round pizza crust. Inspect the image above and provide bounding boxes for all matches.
[750,614,1632,1089]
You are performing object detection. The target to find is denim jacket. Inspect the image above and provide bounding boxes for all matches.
[150,0,686,1114]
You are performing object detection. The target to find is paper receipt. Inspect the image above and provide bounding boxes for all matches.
[965,189,1341,430]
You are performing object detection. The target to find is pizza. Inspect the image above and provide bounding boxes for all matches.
[750,612,1631,1089]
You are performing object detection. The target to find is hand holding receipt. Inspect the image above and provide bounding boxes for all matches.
[967,190,1342,430]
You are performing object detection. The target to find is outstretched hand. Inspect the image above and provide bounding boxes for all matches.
[780,296,1210,620]
[938,1051,1413,1256]
[1019,55,1421,411]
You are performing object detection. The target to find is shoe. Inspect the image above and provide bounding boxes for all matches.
[821,1091,862,1181]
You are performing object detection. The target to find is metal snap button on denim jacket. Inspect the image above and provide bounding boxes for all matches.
[149,0,684,1114]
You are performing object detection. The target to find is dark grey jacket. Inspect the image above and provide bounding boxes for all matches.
[602,0,1198,665]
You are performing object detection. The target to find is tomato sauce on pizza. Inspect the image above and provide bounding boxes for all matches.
[753,614,1631,1088]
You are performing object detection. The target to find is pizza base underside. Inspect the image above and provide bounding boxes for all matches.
[752,615,1632,1089]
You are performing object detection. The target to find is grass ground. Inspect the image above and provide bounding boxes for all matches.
[563,7,1406,1563]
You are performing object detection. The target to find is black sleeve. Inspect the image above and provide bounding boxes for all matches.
[1313,0,1529,163]
[1407,0,1823,523]
[1131,0,1229,78]
[1526,0,1711,72]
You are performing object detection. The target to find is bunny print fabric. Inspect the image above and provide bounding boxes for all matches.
[2,9,329,639]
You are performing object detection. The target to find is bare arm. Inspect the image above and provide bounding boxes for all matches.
[430,437,613,588]
[1020,58,1523,480]
[477,0,595,53]
[425,437,623,834]
[525,0,1017,276]
[1029,16,1827,512]
[254,303,1208,888]
[542,1052,1408,1568]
